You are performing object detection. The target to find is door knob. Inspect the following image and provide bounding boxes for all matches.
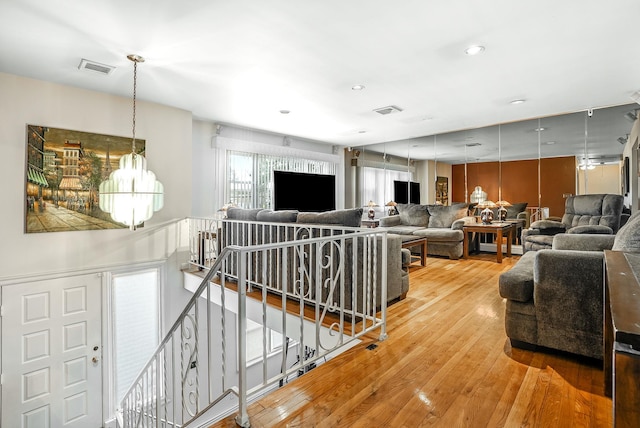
[92,357,99,364]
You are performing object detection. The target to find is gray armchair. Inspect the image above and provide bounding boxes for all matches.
[499,211,640,359]
[522,194,623,253]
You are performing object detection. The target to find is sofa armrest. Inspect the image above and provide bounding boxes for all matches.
[552,233,615,251]
[533,249,604,336]
[567,225,613,235]
[517,211,530,228]
[451,216,477,230]
[379,215,401,227]
[529,219,566,235]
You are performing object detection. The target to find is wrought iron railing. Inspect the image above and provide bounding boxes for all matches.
[119,218,388,427]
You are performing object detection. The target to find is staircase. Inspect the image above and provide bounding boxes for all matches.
[117,218,388,427]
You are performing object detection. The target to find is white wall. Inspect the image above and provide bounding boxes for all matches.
[577,163,622,195]
[623,117,640,212]
[0,71,192,280]
[415,159,452,205]
[192,120,220,217]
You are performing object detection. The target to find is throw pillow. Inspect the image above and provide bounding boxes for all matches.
[226,207,262,221]
[256,209,298,223]
[506,202,528,219]
[427,204,467,228]
[296,208,363,227]
[396,204,429,227]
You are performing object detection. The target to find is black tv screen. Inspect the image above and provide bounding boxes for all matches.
[394,180,420,204]
[273,171,336,212]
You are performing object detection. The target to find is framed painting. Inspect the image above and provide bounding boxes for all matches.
[436,176,449,205]
[25,124,146,233]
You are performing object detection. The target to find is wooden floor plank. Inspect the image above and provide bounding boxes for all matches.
[210,253,613,427]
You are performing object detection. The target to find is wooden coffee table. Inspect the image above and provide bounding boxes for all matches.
[400,236,427,266]
[462,222,514,263]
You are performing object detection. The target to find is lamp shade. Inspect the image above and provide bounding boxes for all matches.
[476,200,497,209]
[99,152,164,228]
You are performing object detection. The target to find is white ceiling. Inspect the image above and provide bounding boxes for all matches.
[1,0,639,162]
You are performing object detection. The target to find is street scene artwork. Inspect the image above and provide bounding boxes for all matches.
[25,125,146,233]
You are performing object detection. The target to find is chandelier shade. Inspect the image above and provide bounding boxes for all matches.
[99,152,164,227]
[98,54,164,230]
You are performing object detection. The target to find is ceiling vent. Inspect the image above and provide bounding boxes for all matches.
[373,105,403,115]
[78,59,116,75]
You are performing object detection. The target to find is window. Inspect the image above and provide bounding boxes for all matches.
[361,166,411,207]
[226,151,336,209]
[245,318,284,364]
[111,269,161,403]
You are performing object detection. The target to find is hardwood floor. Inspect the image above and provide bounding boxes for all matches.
[211,254,612,427]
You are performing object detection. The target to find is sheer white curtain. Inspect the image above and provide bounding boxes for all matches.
[361,166,411,207]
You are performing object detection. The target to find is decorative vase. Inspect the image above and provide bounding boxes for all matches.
[481,207,494,224]
[498,206,508,221]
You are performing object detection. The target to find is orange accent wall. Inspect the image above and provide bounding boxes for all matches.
[452,156,576,217]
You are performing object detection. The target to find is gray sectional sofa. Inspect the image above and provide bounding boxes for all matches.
[222,207,410,308]
[378,203,476,259]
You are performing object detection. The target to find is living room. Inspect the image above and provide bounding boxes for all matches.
[2,1,640,427]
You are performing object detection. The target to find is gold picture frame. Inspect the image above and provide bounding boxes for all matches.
[25,124,146,233]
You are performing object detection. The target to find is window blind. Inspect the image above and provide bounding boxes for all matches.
[226,151,336,209]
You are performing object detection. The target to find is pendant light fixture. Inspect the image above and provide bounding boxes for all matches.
[99,54,164,230]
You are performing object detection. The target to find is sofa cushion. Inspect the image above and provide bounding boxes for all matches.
[413,228,463,242]
[227,207,262,221]
[296,208,363,227]
[256,209,299,223]
[612,211,640,253]
[396,204,429,227]
[427,204,467,228]
[379,215,402,227]
[383,225,427,235]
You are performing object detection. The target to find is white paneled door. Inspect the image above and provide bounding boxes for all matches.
[2,274,102,428]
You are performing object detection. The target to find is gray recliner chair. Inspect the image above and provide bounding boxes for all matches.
[522,194,624,253]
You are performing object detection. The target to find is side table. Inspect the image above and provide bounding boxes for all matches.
[400,236,427,266]
[462,222,514,263]
[361,219,380,228]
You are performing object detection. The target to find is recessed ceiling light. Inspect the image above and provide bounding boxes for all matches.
[510,99,526,105]
[534,127,546,132]
[279,109,290,114]
[465,45,485,55]
[358,130,367,134]
[352,84,365,91]
[544,141,556,145]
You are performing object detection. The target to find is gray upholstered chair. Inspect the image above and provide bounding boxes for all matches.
[499,211,640,359]
[522,194,624,253]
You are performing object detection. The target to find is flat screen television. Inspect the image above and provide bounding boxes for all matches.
[394,180,420,204]
[273,171,336,212]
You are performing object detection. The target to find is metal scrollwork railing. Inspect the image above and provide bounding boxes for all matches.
[119,218,387,427]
